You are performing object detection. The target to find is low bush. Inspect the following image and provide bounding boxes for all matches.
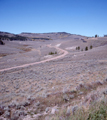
[76,46,80,50]
[78,46,80,50]
[49,51,57,55]
[85,46,88,51]
[90,45,93,49]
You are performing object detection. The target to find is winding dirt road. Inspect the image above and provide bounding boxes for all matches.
[0,45,68,72]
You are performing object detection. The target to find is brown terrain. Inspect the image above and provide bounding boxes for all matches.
[0,32,107,120]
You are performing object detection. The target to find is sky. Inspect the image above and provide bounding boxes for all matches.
[0,0,107,37]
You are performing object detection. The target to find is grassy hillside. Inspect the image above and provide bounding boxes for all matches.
[50,97,107,120]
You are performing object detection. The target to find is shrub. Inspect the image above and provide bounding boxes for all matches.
[78,46,80,50]
[90,45,93,49]
[76,46,80,50]
[49,51,57,55]
[0,40,5,45]
[49,52,54,55]
[95,34,98,38]
[85,46,88,51]
[55,51,57,54]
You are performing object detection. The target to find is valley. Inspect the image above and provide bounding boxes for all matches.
[0,32,107,120]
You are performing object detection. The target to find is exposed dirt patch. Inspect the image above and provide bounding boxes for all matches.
[0,53,9,57]
[18,47,32,52]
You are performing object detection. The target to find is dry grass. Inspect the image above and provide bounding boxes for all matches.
[28,80,106,114]
[21,47,32,52]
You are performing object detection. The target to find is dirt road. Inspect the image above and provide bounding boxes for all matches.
[0,45,68,72]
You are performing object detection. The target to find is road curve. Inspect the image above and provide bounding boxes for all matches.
[0,45,68,72]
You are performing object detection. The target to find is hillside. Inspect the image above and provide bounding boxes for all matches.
[0,31,28,41]
[19,32,87,40]
[0,31,107,120]
[0,31,88,42]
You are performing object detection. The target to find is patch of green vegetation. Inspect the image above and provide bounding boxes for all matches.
[76,45,93,52]
[52,97,107,120]
[49,51,57,55]
[87,103,107,120]
[90,45,93,49]
[85,46,88,51]
[76,46,80,50]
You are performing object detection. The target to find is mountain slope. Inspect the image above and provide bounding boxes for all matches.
[0,31,28,41]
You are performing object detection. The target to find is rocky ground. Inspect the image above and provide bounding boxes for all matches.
[0,36,107,120]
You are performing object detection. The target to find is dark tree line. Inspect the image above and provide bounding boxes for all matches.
[32,37,51,40]
[0,35,27,41]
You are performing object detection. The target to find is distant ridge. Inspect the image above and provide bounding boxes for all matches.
[21,32,70,34]
[0,31,28,41]
[0,31,88,41]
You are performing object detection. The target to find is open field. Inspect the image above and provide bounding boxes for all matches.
[0,33,107,120]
